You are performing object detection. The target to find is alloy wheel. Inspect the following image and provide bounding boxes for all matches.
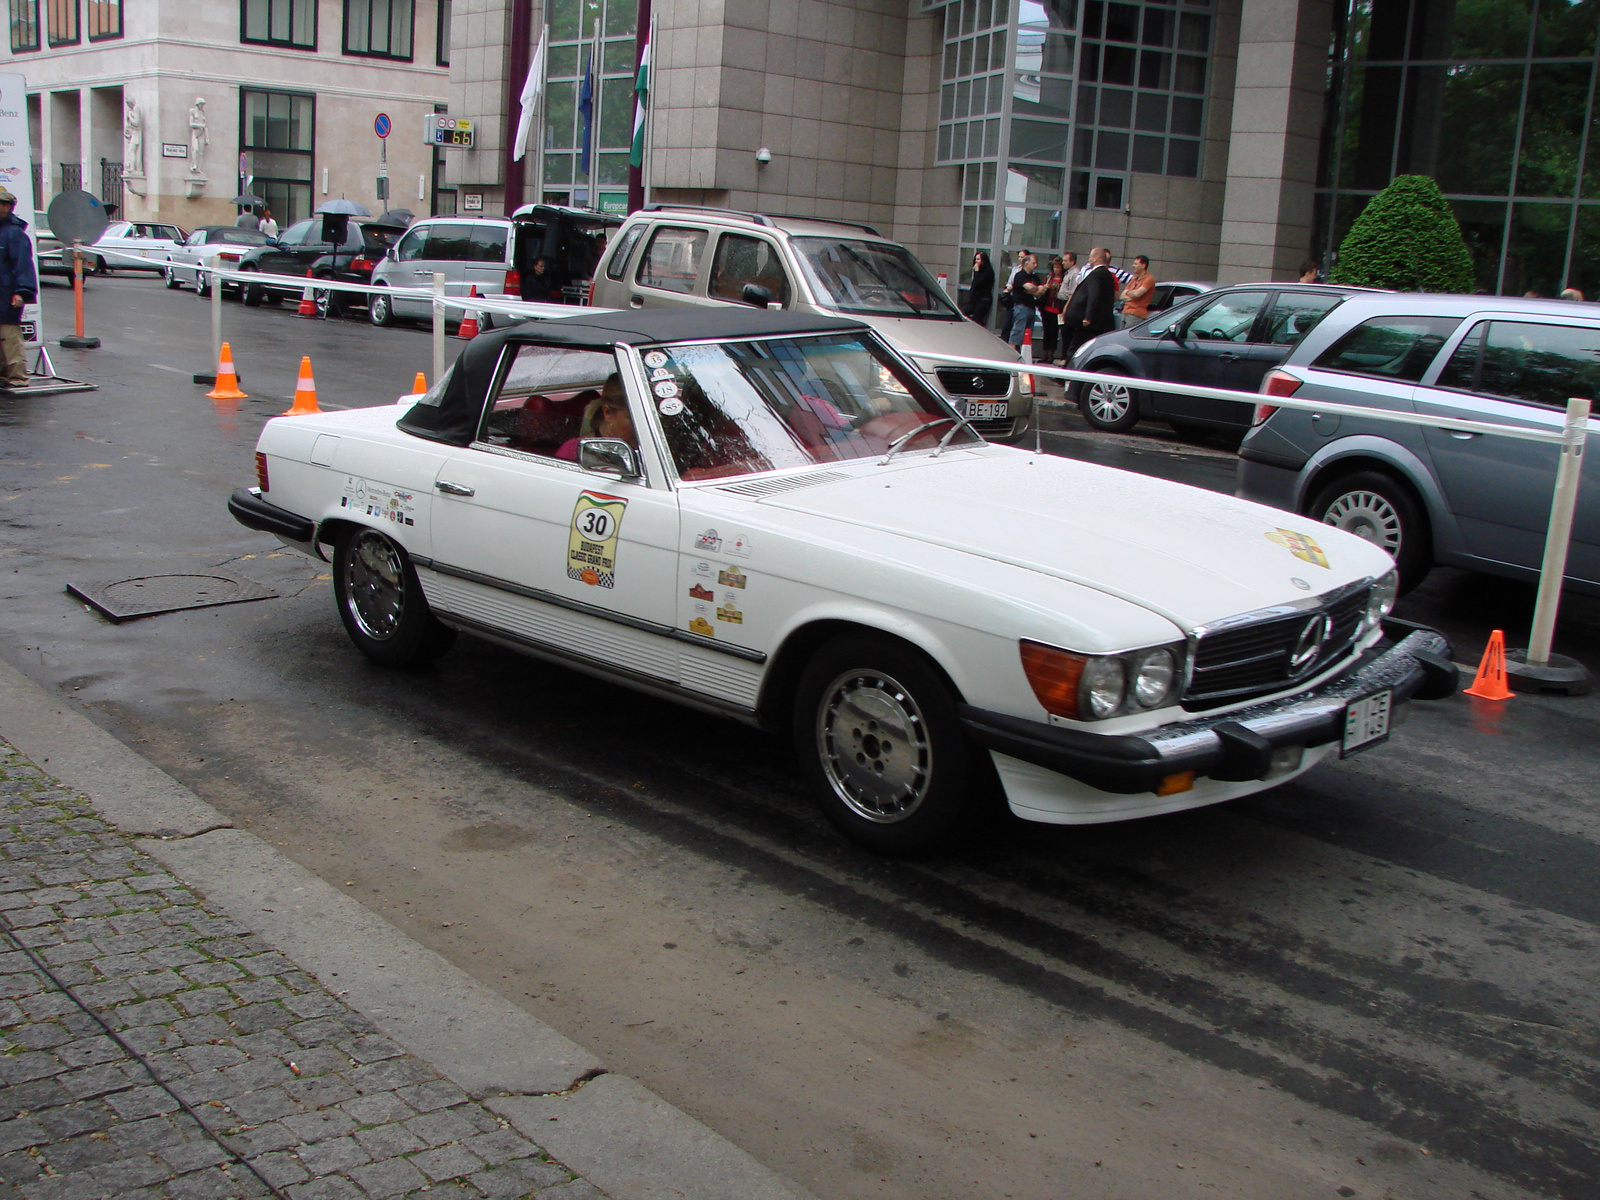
[815,669,932,823]
[1322,489,1403,556]
[342,530,405,641]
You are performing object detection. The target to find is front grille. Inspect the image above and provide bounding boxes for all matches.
[968,416,1015,437]
[936,367,1011,397]
[1183,583,1371,710]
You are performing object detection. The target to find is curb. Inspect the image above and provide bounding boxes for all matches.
[0,657,815,1200]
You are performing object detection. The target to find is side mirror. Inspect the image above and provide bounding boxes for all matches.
[578,438,642,481]
[386,247,397,261]
[741,282,773,308]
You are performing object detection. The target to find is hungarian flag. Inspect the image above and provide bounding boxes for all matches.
[629,38,651,169]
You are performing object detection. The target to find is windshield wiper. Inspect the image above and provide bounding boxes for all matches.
[879,417,954,465]
[838,244,925,315]
[932,414,976,456]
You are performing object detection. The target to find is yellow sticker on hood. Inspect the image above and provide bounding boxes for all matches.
[1266,527,1330,568]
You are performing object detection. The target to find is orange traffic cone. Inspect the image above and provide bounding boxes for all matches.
[1020,324,1035,395]
[297,271,316,317]
[1463,629,1514,700]
[282,356,319,416]
[206,343,247,401]
[411,371,427,394]
[457,285,480,340]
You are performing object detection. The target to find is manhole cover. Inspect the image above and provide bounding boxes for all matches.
[66,570,278,623]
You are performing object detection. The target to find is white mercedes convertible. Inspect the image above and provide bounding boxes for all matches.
[230,309,1456,853]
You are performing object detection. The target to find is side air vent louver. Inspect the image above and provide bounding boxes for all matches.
[718,471,852,497]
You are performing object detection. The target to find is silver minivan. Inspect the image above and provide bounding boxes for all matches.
[591,206,1030,442]
[1237,293,1600,595]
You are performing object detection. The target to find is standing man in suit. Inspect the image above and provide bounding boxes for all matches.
[1060,246,1117,364]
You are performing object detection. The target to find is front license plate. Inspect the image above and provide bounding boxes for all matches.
[965,401,1008,420]
[1341,689,1392,757]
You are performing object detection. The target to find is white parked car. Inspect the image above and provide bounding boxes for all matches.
[91,220,187,273]
[228,310,1456,854]
[162,225,276,296]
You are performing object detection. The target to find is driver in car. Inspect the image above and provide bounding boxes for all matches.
[557,375,636,461]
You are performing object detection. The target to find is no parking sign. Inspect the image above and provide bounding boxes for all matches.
[374,113,391,139]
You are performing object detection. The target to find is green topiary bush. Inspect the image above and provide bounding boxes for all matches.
[1331,175,1476,293]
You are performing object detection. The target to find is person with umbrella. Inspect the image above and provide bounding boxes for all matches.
[232,191,264,230]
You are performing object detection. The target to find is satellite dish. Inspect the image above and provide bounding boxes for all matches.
[47,190,109,246]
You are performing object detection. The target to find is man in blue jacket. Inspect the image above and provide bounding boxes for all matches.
[0,186,37,388]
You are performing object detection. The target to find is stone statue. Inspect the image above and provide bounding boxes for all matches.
[188,97,208,175]
[122,97,143,176]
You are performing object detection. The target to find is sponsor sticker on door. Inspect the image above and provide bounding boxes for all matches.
[567,491,627,587]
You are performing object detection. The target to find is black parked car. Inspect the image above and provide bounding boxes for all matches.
[235,218,400,309]
[1068,283,1376,436]
[309,221,405,318]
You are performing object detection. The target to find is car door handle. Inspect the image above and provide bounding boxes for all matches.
[1216,352,1239,361]
[629,295,645,308]
[435,481,475,496]
[1446,429,1481,439]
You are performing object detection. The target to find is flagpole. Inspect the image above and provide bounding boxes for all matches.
[534,24,547,207]
[587,17,600,210]
[501,0,534,211]
[627,0,653,213]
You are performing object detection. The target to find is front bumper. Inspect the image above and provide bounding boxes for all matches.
[958,620,1455,795]
[228,487,315,543]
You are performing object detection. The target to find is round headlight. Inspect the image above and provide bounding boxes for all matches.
[1366,570,1398,629]
[1081,657,1127,719]
[1132,649,1177,708]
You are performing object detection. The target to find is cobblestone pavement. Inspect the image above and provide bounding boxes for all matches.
[0,738,606,1200]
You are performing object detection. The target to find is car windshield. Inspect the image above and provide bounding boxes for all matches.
[208,228,273,246]
[651,332,976,481]
[790,237,962,320]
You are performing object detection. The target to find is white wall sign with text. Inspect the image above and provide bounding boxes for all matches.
[0,72,42,347]
[162,143,187,158]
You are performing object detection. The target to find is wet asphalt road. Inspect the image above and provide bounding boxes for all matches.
[2,277,1599,1199]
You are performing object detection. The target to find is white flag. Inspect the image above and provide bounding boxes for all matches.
[512,26,547,163]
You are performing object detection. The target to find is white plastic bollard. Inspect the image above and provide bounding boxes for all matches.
[1526,396,1591,666]
[432,272,445,387]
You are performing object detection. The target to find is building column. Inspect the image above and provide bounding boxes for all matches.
[1215,0,1333,282]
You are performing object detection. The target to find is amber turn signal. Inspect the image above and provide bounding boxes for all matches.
[1155,771,1196,797]
[1019,641,1087,720]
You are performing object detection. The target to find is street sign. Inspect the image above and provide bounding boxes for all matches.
[374,113,391,139]
[424,114,474,149]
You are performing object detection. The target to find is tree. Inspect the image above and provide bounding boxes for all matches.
[1332,175,1476,293]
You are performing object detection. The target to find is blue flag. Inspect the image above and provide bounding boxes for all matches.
[578,49,594,176]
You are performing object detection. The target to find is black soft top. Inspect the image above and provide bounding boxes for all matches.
[397,308,870,446]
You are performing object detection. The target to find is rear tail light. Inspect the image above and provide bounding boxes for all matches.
[254,452,270,492]
[1252,404,1279,426]
[1261,370,1301,397]
[504,268,520,293]
[587,275,597,305]
[219,252,240,262]
[350,257,374,272]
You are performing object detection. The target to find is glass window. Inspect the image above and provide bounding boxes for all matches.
[1436,322,1484,391]
[277,219,315,247]
[637,226,708,293]
[86,0,116,38]
[1314,316,1464,381]
[344,0,412,59]
[9,0,36,49]
[46,0,76,45]
[791,237,962,320]
[654,334,974,481]
[467,224,509,262]
[242,0,316,48]
[1185,291,1269,342]
[709,234,792,306]
[1261,291,1343,346]
[419,223,474,261]
[395,227,428,261]
[477,346,621,457]
[604,223,644,281]
[435,0,449,62]
[1476,321,1600,408]
[241,90,314,224]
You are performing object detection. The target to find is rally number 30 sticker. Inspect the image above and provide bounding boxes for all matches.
[568,491,627,588]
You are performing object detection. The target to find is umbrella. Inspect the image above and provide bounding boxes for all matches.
[316,199,371,216]
[377,209,415,227]
[231,193,264,207]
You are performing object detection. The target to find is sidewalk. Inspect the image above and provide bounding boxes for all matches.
[0,660,813,1200]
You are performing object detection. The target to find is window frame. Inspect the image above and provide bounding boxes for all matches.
[343,0,414,62]
[45,0,76,46]
[85,0,118,40]
[635,225,710,296]
[1180,290,1272,344]
[9,0,39,51]
[435,0,449,65]
[709,232,793,307]
[238,88,316,227]
[1312,315,1465,384]
[240,0,316,51]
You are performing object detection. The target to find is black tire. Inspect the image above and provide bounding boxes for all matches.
[332,526,457,667]
[1307,468,1431,593]
[369,289,394,327]
[242,269,263,306]
[1077,365,1142,432]
[94,255,109,275]
[314,287,341,320]
[195,272,210,298]
[163,266,180,289]
[792,634,982,855]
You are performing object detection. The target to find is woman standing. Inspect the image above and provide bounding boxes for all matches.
[962,250,995,327]
[1039,255,1066,363]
